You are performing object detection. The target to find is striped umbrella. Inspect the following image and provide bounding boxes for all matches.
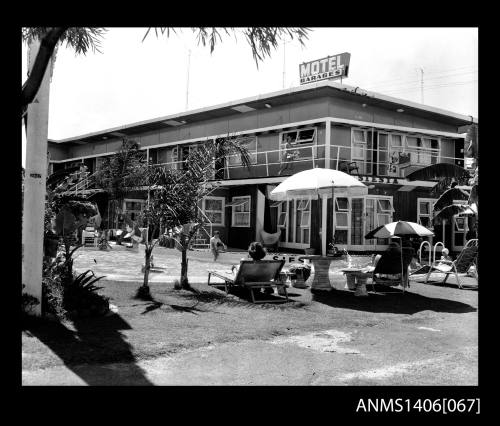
[365,220,434,239]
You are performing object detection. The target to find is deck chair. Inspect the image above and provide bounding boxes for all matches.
[207,259,287,303]
[371,247,414,291]
[424,239,478,289]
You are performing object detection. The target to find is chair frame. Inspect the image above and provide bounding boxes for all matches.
[424,239,478,289]
[371,247,414,292]
[208,259,288,303]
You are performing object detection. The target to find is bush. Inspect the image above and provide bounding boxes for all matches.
[22,284,40,316]
[40,258,109,319]
[63,270,110,318]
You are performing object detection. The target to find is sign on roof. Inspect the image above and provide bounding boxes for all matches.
[299,52,350,85]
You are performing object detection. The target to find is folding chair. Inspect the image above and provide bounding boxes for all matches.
[424,239,478,289]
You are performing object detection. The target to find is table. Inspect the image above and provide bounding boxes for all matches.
[341,268,372,297]
[298,255,335,291]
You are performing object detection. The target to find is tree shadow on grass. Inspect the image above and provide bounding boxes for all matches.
[23,313,154,386]
[178,286,301,309]
[311,286,477,315]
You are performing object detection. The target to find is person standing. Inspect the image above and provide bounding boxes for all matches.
[210,231,226,261]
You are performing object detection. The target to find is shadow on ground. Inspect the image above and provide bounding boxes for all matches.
[178,285,304,309]
[311,285,477,315]
[23,313,153,386]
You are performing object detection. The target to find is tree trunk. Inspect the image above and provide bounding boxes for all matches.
[180,249,189,288]
[143,246,151,288]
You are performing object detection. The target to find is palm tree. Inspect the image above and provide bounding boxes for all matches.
[136,135,251,298]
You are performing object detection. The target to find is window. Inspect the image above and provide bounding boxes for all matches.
[377,132,390,175]
[231,196,251,227]
[279,198,310,245]
[203,197,224,225]
[334,197,349,244]
[278,201,287,228]
[297,199,311,227]
[123,199,146,222]
[227,136,258,166]
[295,198,311,244]
[281,128,317,146]
[280,128,317,161]
[455,217,466,232]
[351,128,367,160]
[376,198,393,230]
[391,134,404,149]
[417,198,436,229]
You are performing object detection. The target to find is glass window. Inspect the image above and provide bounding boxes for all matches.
[377,199,392,213]
[419,201,430,215]
[353,129,367,143]
[391,134,403,148]
[455,218,466,231]
[335,198,349,211]
[406,136,420,148]
[231,196,251,227]
[297,199,310,210]
[204,197,224,225]
[336,212,348,227]
[334,229,348,245]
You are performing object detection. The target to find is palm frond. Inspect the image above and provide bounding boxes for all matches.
[406,163,470,182]
[432,187,470,212]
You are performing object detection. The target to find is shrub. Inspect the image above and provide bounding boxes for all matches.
[63,270,110,318]
[22,284,40,315]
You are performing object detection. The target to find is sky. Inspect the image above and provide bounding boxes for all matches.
[21,27,478,166]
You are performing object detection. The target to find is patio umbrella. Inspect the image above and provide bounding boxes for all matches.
[269,168,368,201]
[364,220,434,239]
[270,168,368,255]
[364,220,433,293]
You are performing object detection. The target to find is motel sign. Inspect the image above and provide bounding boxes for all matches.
[299,52,351,84]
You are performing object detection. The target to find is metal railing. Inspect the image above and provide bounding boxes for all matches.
[148,143,465,181]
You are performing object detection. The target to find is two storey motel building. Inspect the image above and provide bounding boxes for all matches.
[47,80,477,255]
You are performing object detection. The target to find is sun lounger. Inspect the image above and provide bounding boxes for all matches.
[424,239,478,289]
[372,247,414,291]
[207,259,287,303]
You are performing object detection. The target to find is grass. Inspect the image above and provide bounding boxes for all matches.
[22,245,478,378]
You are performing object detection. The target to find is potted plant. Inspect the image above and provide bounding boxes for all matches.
[327,242,338,257]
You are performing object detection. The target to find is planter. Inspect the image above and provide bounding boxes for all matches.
[304,248,316,255]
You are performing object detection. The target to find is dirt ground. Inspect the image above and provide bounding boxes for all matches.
[22,245,478,386]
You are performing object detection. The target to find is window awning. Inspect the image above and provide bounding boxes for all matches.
[225,200,247,207]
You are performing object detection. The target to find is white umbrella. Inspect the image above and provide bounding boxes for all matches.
[365,220,434,239]
[270,168,368,201]
[270,168,368,256]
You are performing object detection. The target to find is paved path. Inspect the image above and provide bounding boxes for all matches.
[23,328,477,386]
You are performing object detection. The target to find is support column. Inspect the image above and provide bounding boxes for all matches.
[321,193,328,256]
[255,187,266,242]
[22,40,54,316]
[325,119,331,169]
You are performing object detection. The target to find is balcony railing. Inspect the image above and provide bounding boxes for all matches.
[148,143,464,181]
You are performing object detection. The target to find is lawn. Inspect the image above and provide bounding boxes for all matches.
[22,245,478,385]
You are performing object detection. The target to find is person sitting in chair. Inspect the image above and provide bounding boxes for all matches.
[232,242,273,295]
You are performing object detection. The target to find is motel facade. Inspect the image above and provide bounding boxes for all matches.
[47,79,477,255]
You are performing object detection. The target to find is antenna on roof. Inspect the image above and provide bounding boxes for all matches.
[185,49,191,111]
